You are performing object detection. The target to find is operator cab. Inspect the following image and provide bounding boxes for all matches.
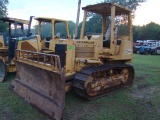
[81,3,133,56]
[0,17,29,46]
[35,17,70,51]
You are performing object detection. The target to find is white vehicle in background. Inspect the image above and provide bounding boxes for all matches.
[134,40,160,55]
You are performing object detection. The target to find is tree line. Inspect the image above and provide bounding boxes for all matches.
[32,16,160,42]
[78,16,160,42]
[133,22,160,41]
[0,0,8,32]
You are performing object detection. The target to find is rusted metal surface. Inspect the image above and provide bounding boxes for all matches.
[10,61,65,120]
[0,59,6,82]
[72,64,134,100]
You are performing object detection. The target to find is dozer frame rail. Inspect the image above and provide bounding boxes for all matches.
[16,49,61,72]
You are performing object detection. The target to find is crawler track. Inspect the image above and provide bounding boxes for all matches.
[72,64,134,100]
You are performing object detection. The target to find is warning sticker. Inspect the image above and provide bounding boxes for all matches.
[18,37,22,41]
[68,46,75,50]
[126,49,132,54]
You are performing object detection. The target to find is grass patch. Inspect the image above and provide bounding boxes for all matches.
[0,54,160,120]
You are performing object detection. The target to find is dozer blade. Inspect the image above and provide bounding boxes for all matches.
[0,59,6,82]
[10,61,65,120]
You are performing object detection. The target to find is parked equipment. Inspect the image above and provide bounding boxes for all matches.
[139,46,151,55]
[0,17,33,82]
[150,46,160,55]
[133,40,160,55]
[0,17,29,82]
[11,3,134,119]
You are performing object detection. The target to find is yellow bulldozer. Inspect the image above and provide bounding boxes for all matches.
[0,17,33,82]
[11,3,134,120]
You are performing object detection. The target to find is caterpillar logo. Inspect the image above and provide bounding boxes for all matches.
[76,41,95,44]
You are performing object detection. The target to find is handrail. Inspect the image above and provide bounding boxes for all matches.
[16,49,61,72]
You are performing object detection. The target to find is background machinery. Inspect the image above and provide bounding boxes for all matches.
[11,3,134,119]
[133,40,160,55]
[0,17,33,82]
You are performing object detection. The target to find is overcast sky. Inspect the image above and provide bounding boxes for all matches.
[7,0,160,26]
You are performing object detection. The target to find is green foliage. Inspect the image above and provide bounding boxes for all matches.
[117,24,129,36]
[41,23,52,37]
[77,14,102,38]
[0,0,8,17]
[103,0,147,11]
[133,22,160,41]
[133,25,141,41]
[33,20,75,38]
[0,21,7,32]
[68,21,76,36]
[0,0,9,33]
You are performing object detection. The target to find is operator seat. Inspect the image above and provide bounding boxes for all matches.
[86,32,92,40]
[103,26,121,48]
